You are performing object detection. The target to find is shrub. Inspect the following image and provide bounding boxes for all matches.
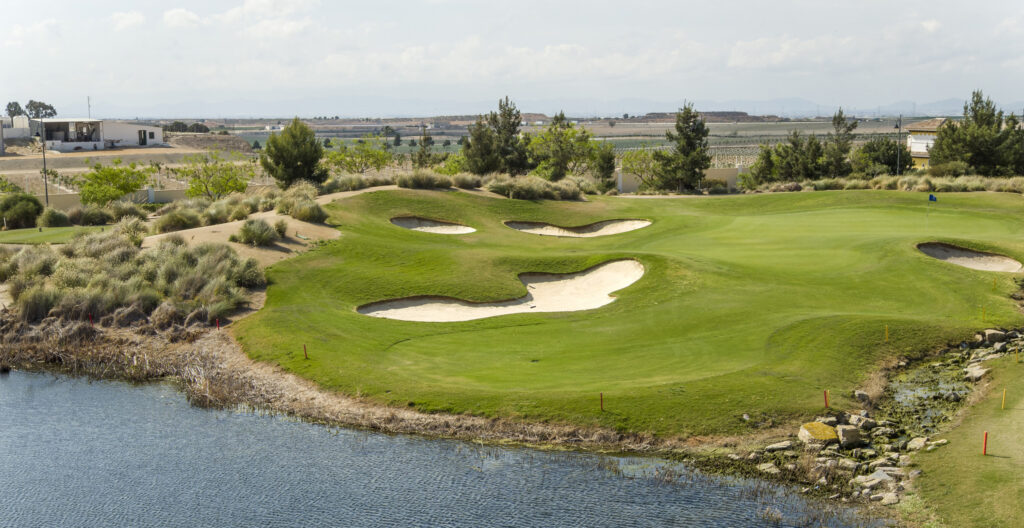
[396,170,452,189]
[154,208,201,233]
[705,178,729,195]
[67,206,113,226]
[451,173,481,189]
[322,175,368,193]
[229,204,250,221]
[0,193,44,229]
[107,201,148,222]
[484,174,585,200]
[290,200,328,223]
[274,219,288,238]
[37,207,71,227]
[235,219,279,246]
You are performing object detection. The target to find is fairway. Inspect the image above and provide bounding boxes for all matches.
[234,190,1024,437]
[0,225,104,245]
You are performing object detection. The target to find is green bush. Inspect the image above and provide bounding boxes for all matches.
[451,173,481,189]
[929,161,971,178]
[154,208,201,233]
[0,193,44,229]
[274,219,288,237]
[67,206,113,226]
[235,219,279,246]
[396,170,452,189]
[37,208,71,227]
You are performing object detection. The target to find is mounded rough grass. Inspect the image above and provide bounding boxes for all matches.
[234,189,1024,438]
[154,208,201,233]
[396,170,452,189]
[1,219,264,324]
[233,219,279,246]
[485,175,583,200]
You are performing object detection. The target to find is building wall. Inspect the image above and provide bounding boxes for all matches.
[103,122,165,147]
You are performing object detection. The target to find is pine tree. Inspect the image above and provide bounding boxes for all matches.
[652,104,711,192]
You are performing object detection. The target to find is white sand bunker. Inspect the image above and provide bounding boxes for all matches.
[391,216,476,234]
[918,242,1022,272]
[504,219,651,238]
[358,259,645,322]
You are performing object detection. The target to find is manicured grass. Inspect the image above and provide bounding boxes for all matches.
[912,356,1024,527]
[0,225,104,244]
[234,189,1024,437]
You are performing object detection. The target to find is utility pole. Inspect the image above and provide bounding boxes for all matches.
[896,114,903,176]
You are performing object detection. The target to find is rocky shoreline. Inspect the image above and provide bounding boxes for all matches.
[733,327,1017,508]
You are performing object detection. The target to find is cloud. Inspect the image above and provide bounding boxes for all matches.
[727,35,856,70]
[111,11,145,31]
[243,17,313,38]
[920,19,942,33]
[163,8,202,28]
[2,19,57,48]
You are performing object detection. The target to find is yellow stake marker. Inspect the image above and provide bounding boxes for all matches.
[1002,388,1007,410]
[885,325,889,343]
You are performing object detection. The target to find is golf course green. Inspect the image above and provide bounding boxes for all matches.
[234,189,1024,437]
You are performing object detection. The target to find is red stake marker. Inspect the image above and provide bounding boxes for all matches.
[600,392,604,412]
[304,344,308,360]
[983,431,988,456]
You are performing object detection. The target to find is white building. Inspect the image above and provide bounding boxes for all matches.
[30,118,165,152]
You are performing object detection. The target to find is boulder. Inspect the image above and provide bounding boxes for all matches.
[757,462,781,475]
[964,364,990,382]
[853,390,871,404]
[764,440,793,452]
[836,425,864,448]
[848,415,877,430]
[907,437,929,451]
[798,422,838,446]
[984,329,1007,343]
[815,416,839,427]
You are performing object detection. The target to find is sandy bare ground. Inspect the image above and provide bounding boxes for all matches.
[143,211,340,267]
[390,216,476,234]
[358,259,644,322]
[917,242,1023,273]
[504,219,651,237]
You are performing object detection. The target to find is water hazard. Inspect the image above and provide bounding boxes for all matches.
[0,371,873,527]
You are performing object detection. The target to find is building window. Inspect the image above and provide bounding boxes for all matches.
[148,131,155,139]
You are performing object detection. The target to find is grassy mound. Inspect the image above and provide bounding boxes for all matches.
[233,189,1024,437]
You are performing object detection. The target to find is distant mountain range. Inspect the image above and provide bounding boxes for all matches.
[68,95,1024,121]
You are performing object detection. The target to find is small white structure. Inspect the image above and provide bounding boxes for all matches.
[1,116,31,139]
[31,118,165,152]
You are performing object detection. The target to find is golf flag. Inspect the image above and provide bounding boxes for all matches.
[929,194,937,202]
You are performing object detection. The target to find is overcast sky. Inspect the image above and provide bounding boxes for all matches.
[2,0,1023,118]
